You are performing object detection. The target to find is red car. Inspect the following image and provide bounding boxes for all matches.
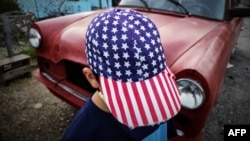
[29,0,250,140]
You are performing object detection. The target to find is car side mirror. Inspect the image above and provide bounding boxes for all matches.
[230,7,250,17]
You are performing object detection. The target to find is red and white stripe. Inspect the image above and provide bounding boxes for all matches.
[100,68,181,128]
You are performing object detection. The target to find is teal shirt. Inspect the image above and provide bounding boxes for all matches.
[143,123,167,141]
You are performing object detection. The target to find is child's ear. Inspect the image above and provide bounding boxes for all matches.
[82,68,100,89]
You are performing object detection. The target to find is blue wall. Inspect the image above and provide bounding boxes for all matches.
[17,0,112,19]
[91,0,112,8]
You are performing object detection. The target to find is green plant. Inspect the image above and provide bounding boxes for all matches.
[20,45,36,59]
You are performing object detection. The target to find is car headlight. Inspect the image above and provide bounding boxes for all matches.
[176,78,205,109]
[29,28,41,48]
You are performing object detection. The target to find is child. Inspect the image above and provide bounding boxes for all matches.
[61,8,181,141]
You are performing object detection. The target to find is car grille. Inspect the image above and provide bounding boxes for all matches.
[37,57,96,94]
[64,60,96,93]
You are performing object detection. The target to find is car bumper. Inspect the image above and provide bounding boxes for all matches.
[33,69,91,107]
[34,69,204,141]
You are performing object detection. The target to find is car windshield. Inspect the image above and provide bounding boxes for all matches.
[118,0,226,20]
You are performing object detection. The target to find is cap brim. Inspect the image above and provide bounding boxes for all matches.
[99,67,181,128]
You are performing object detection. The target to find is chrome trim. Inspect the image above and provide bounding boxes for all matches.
[41,72,89,101]
[176,129,185,136]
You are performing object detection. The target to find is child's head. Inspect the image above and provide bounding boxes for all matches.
[85,8,181,128]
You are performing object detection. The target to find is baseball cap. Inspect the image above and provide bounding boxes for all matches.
[85,8,181,128]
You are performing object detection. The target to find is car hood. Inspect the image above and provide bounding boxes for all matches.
[44,10,221,66]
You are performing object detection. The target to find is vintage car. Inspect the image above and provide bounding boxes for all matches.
[28,0,250,140]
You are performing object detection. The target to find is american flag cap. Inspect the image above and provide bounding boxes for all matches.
[85,8,181,128]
